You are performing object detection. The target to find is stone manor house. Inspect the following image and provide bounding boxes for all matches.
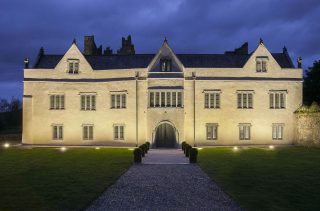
[22,35,303,147]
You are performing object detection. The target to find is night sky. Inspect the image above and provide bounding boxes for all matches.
[1,0,319,100]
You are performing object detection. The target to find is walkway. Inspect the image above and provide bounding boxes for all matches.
[87,149,242,211]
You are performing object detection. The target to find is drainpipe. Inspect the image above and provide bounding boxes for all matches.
[193,72,196,147]
[135,72,139,147]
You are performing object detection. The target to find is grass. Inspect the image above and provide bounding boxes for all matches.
[0,147,132,210]
[198,147,320,211]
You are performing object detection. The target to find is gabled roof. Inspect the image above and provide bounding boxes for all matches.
[33,53,295,69]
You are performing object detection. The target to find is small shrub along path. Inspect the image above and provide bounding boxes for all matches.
[87,149,242,210]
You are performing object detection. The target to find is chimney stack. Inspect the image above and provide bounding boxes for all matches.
[117,35,135,55]
[84,35,99,55]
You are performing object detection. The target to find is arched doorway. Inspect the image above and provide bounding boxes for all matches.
[155,123,176,148]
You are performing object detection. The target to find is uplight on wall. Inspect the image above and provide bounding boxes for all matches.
[60,147,67,152]
[233,146,238,151]
[3,143,10,148]
[269,145,275,149]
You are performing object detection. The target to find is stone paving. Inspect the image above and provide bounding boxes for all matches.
[87,149,243,211]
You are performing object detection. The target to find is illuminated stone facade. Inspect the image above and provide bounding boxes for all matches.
[23,37,302,147]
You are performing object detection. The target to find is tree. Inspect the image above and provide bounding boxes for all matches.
[303,60,320,105]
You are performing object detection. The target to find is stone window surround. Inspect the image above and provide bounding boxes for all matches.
[206,123,218,140]
[203,89,221,109]
[113,124,125,140]
[237,90,254,109]
[269,90,287,109]
[239,123,251,140]
[148,90,183,108]
[67,59,80,74]
[110,90,128,109]
[80,92,96,111]
[52,124,63,140]
[256,56,268,72]
[49,93,65,110]
[82,124,94,141]
[272,123,284,140]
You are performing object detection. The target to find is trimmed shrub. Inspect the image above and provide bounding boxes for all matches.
[181,141,186,150]
[185,145,192,157]
[183,144,189,154]
[139,145,145,157]
[145,142,150,150]
[189,148,198,163]
[143,144,148,153]
[133,148,142,163]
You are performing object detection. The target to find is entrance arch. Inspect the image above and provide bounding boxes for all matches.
[154,121,177,148]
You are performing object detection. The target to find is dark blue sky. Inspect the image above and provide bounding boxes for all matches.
[1,0,319,99]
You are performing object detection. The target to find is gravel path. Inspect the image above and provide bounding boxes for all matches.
[87,150,242,211]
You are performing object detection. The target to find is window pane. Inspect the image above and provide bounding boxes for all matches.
[114,126,119,139]
[116,95,121,108]
[245,126,250,139]
[69,63,73,73]
[275,93,279,108]
[256,61,261,72]
[111,95,115,108]
[262,61,267,72]
[55,95,60,109]
[60,95,65,109]
[248,94,253,108]
[155,92,160,107]
[270,93,274,108]
[216,94,220,108]
[50,95,55,109]
[280,94,285,108]
[74,63,79,73]
[121,94,126,108]
[91,96,96,110]
[213,126,217,139]
[89,126,93,140]
[239,126,244,139]
[210,93,215,108]
[53,126,57,140]
[166,92,171,107]
[272,125,277,139]
[177,92,182,107]
[243,94,247,108]
[278,125,283,139]
[120,126,124,140]
[83,126,88,140]
[237,94,242,108]
[161,92,165,107]
[150,92,154,107]
[81,95,85,110]
[172,92,176,107]
[59,126,63,139]
[207,125,213,139]
[204,93,209,108]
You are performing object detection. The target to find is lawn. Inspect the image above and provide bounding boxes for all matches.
[0,147,132,210]
[198,147,320,211]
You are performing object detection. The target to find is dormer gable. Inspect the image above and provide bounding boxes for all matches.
[148,39,184,72]
[243,39,282,72]
[54,40,93,73]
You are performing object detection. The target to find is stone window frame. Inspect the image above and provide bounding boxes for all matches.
[113,124,125,141]
[256,56,268,72]
[203,89,221,109]
[80,92,96,111]
[269,90,287,109]
[49,93,65,110]
[239,123,251,140]
[67,59,80,74]
[237,90,254,109]
[206,123,218,140]
[110,91,127,109]
[148,91,183,108]
[160,58,172,72]
[272,123,284,140]
[82,124,94,141]
[52,124,63,140]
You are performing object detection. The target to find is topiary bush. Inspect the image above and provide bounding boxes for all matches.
[133,148,142,163]
[181,141,186,150]
[145,142,150,150]
[185,144,192,157]
[143,144,148,153]
[184,144,189,155]
[189,147,198,163]
[139,145,145,157]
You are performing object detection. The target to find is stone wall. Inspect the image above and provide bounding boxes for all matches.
[295,113,320,147]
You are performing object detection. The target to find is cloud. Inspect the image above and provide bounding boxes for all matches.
[0,0,319,99]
